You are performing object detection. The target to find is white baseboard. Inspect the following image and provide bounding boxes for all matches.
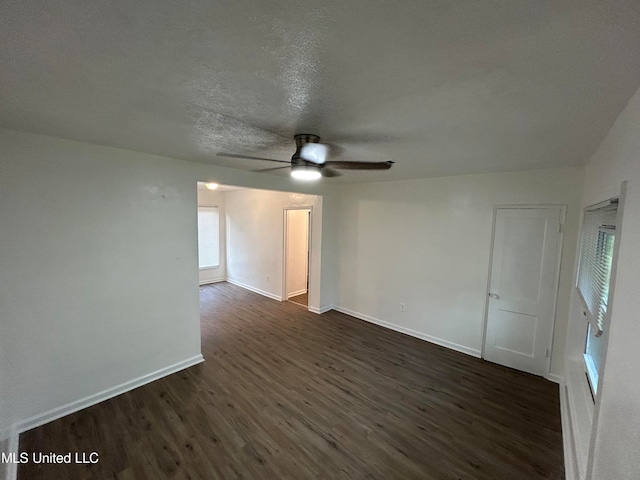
[333,306,482,358]
[199,278,226,286]
[287,289,307,298]
[547,373,565,384]
[309,305,334,314]
[15,354,204,435]
[226,278,282,301]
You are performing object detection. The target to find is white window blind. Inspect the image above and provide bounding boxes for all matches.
[576,201,617,336]
[197,206,220,269]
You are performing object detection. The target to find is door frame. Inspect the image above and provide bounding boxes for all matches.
[282,206,313,307]
[480,204,566,378]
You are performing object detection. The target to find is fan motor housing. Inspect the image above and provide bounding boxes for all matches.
[294,134,320,146]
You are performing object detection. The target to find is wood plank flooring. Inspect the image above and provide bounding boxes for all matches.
[19,282,564,479]
[288,291,308,307]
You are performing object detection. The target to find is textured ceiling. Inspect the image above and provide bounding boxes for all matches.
[1,0,640,182]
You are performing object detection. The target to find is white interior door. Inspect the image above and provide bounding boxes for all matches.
[484,206,563,376]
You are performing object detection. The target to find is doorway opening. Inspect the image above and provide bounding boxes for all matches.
[284,207,312,308]
[194,182,323,317]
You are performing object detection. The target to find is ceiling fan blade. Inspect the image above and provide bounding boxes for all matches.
[323,142,346,157]
[252,166,292,173]
[217,152,290,164]
[321,167,342,177]
[324,160,394,170]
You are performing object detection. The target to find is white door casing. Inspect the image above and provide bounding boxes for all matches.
[483,206,564,376]
[283,208,311,300]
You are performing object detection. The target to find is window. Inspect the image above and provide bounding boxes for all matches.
[197,206,220,269]
[576,200,617,394]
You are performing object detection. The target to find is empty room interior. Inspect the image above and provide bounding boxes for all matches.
[1,2,640,480]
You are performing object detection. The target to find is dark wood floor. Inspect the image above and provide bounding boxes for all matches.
[19,282,564,479]
[288,291,308,307]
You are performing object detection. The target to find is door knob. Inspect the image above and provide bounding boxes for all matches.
[488,293,500,299]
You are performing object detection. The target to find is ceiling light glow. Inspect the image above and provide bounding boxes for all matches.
[291,165,321,181]
[205,182,219,190]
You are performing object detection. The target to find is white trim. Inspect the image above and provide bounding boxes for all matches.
[15,355,204,435]
[584,182,627,477]
[548,206,567,377]
[547,373,565,384]
[199,277,226,286]
[308,305,334,314]
[1,425,19,480]
[333,306,481,358]
[287,288,307,299]
[282,206,313,305]
[8,430,18,480]
[226,278,282,301]
[560,381,578,480]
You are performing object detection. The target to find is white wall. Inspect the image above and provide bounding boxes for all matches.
[318,194,339,312]
[286,209,310,297]
[0,128,335,445]
[0,130,202,435]
[333,167,583,373]
[563,87,640,480]
[225,189,321,308]
[197,188,226,285]
[5,120,631,480]
[0,439,9,480]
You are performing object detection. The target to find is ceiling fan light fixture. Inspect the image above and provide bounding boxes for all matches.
[290,164,322,181]
[300,143,329,164]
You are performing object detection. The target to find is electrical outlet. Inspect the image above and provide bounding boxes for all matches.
[400,303,406,312]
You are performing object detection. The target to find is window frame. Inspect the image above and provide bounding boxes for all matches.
[576,202,617,335]
[576,198,618,396]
